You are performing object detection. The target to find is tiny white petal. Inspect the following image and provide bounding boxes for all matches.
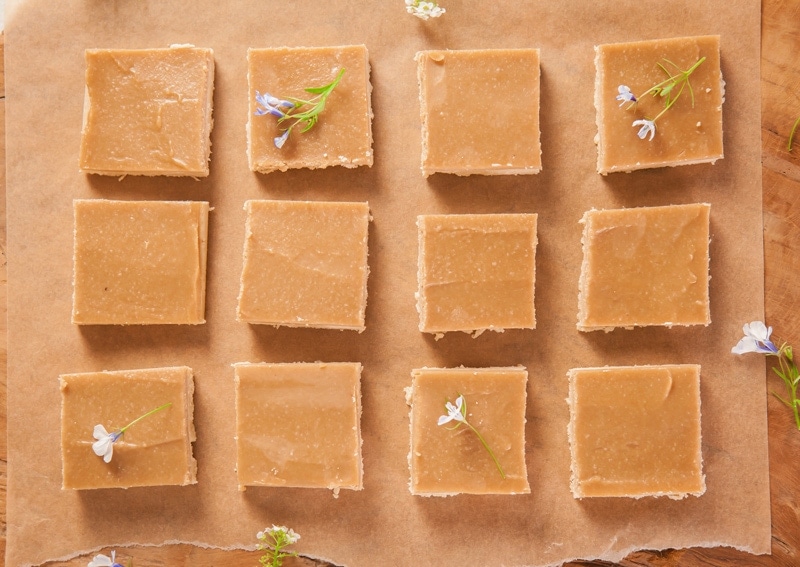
[87,553,113,567]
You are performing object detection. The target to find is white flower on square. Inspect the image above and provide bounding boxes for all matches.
[632,119,656,141]
[437,395,466,426]
[91,424,121,464]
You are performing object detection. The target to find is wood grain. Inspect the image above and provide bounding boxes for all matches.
[3,0,800,563]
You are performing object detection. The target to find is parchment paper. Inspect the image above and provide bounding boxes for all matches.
[5,1,768,565]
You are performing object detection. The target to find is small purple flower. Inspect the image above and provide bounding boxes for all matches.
[255,91,294,118]
[616,85,637,106]
[273,130,291,149]
[732,321,780,355]
[632,119,656,141]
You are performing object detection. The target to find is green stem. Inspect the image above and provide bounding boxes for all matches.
[788,116,800,151]
[465,421,506,479]
[119,402,172,435]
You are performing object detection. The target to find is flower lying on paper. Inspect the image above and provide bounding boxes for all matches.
[257,525,301,567]
[732,321,779,355]
[254,68,346,149]
[732,321,800,431]
[91,402,172,463]
[87,550,124,567]
[437,394,506,478]
[788,115,800,151]
[406,0,445,20]
[617,56,706,141]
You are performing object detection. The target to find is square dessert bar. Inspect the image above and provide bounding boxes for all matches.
[577,203,710,331]
[416,49,541,176]
[237,200,370,330]
[417,214,537,336]
[247,45,373,173]
[72,199,209,325]
[595,35,723,173]
[79,45,215,176]
[567,365,705,499]
[407,367,529,496]
[60,366,196,490]
[234,362,363,491]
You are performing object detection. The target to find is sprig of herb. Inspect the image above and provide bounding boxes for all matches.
[437,394,506,478]
[406,0,445,19]
[616,57,706,141]
[257,525,300,567]
[92,403,172,463]
[254,68,346,149]
[732,321,800,431]
[788,116,800,151]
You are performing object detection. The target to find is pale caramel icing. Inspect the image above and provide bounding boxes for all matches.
[416,49,541,176]
[237,200,369,330]
[247,45,373,173]
[80,46,214,176]
[72,199,209,325]
[568,365,705,499]
[417,214,537,335]
[578,203,710,331]
[595,35,723,173]
[234,362,363,491]
[60,367,196,490]
[408,367,529,496]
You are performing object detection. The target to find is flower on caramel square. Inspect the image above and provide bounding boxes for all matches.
[594,35,723,174]
[577,203,710,332]
[237,200,370,331]
[247,45,373,173]
[417,214,537,336]
[79,46,215,176]
[234,362,363,491]
[72,200,209,325]
[416,49,541,176]
[60,367,196,490]
[567,365,705,499]
[407,367,529,496]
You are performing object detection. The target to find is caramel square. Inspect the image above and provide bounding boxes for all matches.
[595,35,723,174]
[247,45,373,173]
[417,214,537,336]
[60,367,196,490]
[72,200,209,325]
[79,46,215,176]
[416,49,541,176]
[577,203,710,331]
[234,362,363,491]
[237,200,370,330]
[567,365,705,499]
[407,367,529,496]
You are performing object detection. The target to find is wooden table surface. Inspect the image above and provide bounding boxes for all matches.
[2,0,800,564]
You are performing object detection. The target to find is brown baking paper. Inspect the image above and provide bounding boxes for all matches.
[5,0,768,565]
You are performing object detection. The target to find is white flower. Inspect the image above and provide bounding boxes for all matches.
[261,525,301,545]
[88,550,122,567]
[273,130,291,149]
[92,424,121,463]
[616,85,637,106]
[732,321,779,355]
[406,0,445,20]
[632,119,656,141]
[437,395,466,426]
